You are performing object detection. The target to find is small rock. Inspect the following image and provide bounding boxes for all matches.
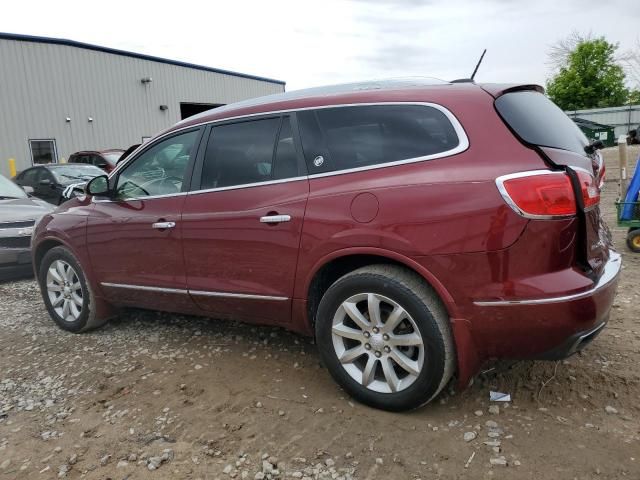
[605,405,618,414]
[117,460,129,468]
[278,410,285,416]
[488,405,500,415]
[490,456,508,466]
[68,454,77,465]
[325,458,335,467]
[223,464,233,474]
[255,402,263,408]
[0,459,10,470]
[128,453,137,462]
[474,410,483,416]
[100,455,111,466]
[463,431,477,442]
[58,464,70,478]
[254,472,265,480]
[375,458,383,465]
[514,460,522,466]
[485,420,498,428]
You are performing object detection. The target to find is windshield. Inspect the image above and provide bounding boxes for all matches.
[102,152,123,165]
[495,91,589,155]
[50,165,104,185]
[0,174,28,199]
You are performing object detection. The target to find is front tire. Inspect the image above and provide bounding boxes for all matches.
[315,265,455,411]
[38,246,107,333]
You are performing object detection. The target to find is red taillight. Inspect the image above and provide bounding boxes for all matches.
[576,169,600,210]
[497,169,600,218]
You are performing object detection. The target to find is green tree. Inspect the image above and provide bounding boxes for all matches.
[629,89,640,105]
[546,36,628,110]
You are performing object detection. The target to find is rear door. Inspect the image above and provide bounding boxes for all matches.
[181,115,308,325]
[493,89,609,276]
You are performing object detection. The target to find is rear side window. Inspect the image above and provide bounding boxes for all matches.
[297,105,459,174]
[201,117,300,189]
[495,91,589,155]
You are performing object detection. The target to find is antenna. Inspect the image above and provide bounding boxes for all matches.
[470,49,487,81]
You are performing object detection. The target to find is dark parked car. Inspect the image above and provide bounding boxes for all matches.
[32,79,620,411]
[14,164,104,205]
[0,174,53,280]
[68,149,124,173]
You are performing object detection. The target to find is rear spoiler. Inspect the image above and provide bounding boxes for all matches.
[479,83,544,98]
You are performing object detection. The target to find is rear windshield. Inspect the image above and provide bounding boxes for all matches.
[495,91,589,155]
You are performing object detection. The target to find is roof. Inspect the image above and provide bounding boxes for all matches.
[571,117,614,130]
[170,78,539,133]
[0,32,285,86]
[173,77,461,128]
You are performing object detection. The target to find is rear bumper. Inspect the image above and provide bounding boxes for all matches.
[469,251,621,360]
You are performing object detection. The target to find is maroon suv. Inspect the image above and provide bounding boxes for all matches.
[32,79,621,411]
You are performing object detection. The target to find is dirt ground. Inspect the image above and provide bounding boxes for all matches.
[1,146,639,480]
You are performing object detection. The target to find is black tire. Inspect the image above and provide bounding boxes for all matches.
[315,265,455,411]
[627,229,640,253]
[38,246,108,333]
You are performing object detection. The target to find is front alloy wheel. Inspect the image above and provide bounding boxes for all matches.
[46,259,84,322]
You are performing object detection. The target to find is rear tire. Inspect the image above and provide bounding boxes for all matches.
[627,229,640,253]
[38,246,108,333]
[315,265,455,411]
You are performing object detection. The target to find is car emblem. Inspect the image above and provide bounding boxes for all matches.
[313,155,325,167]
[17,227,34,236]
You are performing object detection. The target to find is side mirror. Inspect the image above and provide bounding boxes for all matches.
[23,185,34,195]
[86,175,110,196]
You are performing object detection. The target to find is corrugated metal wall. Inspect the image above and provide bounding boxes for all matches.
[0,38,284,177]
[566,105,640,140]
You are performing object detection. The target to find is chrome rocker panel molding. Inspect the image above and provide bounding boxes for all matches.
[474,251,621,306]
[100,282,288,301]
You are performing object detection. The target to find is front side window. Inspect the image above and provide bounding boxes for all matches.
[201,117,281,189]
[116,129,199,199]
[297,105,459,174]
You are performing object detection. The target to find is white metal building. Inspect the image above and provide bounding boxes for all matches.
[565,104,640,139]
[0,33,285,177]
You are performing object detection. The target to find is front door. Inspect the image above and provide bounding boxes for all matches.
[182,115,308,325]
[86,128,203,311]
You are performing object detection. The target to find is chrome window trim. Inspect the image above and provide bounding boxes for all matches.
[474,251,621,306]
[495,169,575,220]
[100,102,468,202]
[100,282,288,301]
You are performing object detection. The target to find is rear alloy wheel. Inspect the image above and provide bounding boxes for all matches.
[38,246,108,333]
[331,292,424,393]
[316,265,455,411]
[627,229,640,253]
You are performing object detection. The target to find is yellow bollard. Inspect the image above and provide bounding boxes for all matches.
[8,158,16,178]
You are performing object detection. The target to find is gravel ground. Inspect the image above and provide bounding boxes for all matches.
[1,147,639,479]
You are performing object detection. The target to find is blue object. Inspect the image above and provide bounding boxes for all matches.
[621,153,640,220]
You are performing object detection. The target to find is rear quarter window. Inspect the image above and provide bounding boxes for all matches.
[494,91,589,155]
[297,104,460,174]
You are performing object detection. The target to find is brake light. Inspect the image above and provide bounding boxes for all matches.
[497,169,600,218]
[576,169,600,210]
[497,170,576,218]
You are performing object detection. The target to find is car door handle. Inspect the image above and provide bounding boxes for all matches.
[260,214,291,224]
[152,221,176,230]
